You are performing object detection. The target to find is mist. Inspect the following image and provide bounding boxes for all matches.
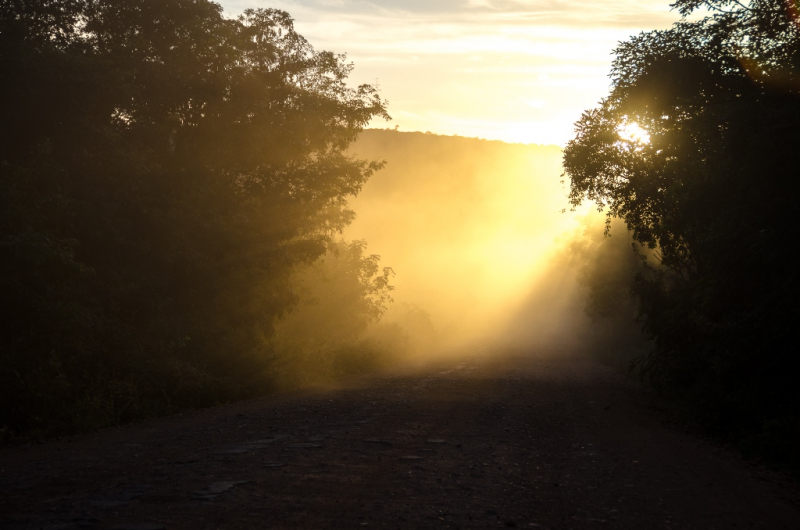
[342,129,594,357]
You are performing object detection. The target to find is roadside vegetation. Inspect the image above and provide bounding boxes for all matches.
[564,0,800,475]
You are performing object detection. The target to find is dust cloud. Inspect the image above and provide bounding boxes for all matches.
[345,129,593,358]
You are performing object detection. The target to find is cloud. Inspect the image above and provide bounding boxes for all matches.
[219,0,683,144]
[226,0,676,26]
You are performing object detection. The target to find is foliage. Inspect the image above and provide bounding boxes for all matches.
[570,216,652,371]
[0,0,388,440]
[563,0,800,471]
[271,239,401,386]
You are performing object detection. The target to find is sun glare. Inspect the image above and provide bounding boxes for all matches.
[618,122,651,144]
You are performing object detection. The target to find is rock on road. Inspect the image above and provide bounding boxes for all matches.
[1,353,799,529]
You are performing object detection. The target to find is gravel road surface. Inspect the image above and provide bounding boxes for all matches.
[1,353,798,529]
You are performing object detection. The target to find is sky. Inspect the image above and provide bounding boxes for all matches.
[219,0,686,145]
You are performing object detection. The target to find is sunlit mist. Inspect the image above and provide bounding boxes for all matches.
[344,130,590,351]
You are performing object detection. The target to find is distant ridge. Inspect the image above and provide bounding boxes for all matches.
[360,128,562,150]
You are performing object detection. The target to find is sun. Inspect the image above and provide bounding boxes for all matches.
[618,121,651,144]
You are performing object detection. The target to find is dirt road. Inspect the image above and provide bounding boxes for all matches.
[1,353,798,529]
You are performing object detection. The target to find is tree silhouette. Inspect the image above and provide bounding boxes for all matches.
[563,0,800,469]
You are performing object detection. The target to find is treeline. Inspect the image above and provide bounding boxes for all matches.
[0,1,393,441]
[564,0,800,472]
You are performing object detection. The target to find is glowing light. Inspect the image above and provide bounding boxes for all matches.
[618,121,651,144]
[344,132,592,346]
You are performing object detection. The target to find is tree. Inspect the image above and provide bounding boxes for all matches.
[562,0,800,467]
[271,239,398,385]
[0,0,388,439]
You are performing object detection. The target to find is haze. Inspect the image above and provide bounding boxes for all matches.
[344,130,592,351]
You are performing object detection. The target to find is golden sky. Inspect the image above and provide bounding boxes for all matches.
[221,0,685,145]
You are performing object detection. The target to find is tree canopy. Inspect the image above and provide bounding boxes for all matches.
[563,0,800,468]
[0,0,388,439]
